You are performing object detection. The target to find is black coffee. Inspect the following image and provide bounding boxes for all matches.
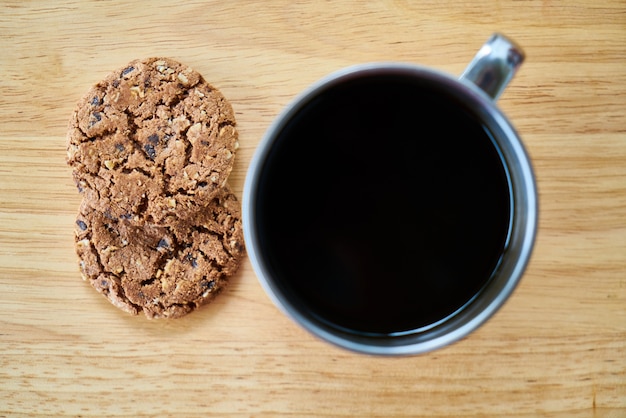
[255,74,511,335]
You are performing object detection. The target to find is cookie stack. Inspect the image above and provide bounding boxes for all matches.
[66,58,245,319]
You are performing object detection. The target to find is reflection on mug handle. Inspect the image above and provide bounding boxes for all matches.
[460,33,525,101]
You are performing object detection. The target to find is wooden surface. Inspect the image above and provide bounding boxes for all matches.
[1,1,625,416]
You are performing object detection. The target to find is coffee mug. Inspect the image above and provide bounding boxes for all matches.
[243,34,537,355]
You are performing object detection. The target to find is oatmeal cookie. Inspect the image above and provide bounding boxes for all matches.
[67,57,239,224]
[74,185,245,319]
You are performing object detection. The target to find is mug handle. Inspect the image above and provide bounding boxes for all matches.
[460,33,525,101]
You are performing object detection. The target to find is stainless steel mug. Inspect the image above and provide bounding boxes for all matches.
[243,34,537,355]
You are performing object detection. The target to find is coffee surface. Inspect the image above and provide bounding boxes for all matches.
[255,74,511,335]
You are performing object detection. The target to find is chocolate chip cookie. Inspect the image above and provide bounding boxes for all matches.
[74,185,245,319]
[67,57,239,224]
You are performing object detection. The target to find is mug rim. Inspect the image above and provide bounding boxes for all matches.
[242,63,538,355]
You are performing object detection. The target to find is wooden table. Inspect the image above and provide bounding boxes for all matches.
[1,1,624,416]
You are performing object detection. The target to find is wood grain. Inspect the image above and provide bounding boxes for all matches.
[1,1,624,416]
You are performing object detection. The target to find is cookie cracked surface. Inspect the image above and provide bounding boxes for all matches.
[67,57,239,224]
[74,185,245,319]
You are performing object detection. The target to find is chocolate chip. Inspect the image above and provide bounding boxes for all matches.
[148,134,159,145]
[185,253,198,268]
[201,279,215,290]
[76,220,88,231]
[157,238,170,251]
[112,79,120,88]
[144,143,156,160]
[115,143,125,152]
[90,96,100,106]
[121,66,135,77]
[88,111,102,127]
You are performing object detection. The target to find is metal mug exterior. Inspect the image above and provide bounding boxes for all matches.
[460,33,525,101]
[243,36,537,356]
